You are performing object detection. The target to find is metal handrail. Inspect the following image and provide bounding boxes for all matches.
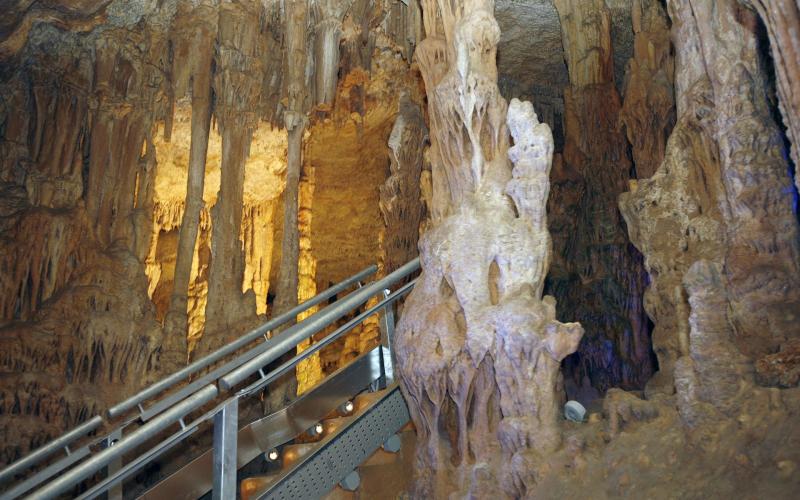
[107,264,378,419]
[2,258,420,500]
[0,416,102,485]
[0,264,377,494]
[76,279,417,499]
[31,385,219,499]
[239,278,417,397]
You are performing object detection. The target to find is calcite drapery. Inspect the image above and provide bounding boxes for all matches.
[395,1,582,497]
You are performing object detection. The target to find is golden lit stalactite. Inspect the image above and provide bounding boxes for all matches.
[242,202,277,315]
[295,165,323,394]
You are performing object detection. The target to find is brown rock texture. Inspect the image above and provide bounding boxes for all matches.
[0,0,426,466]
[379,96,428,275]
[756,339,800,388]
[395,1,582,497]
[744,0,800,188]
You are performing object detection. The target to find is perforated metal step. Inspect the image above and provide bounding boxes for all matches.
[256,385,409,500]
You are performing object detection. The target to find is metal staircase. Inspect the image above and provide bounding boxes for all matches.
[0,259,420,500]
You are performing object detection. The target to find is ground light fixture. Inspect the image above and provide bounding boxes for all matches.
[339,400,354,414]
[309,422,325,437]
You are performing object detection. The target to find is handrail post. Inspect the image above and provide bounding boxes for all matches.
[378,288,396,387]
[105,429,123,500]
[212,398,239,500]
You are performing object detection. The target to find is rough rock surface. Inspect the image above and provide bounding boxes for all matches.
[620,0,800,403]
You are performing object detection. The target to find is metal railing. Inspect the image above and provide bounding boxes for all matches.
[0,258,419,500]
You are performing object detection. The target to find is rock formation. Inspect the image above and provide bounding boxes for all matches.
[395,1,582,496]
[380,96,429,275]
[162,4,216,359]
[0,0,426,465]
[743,0,800,191]
[620,0,800,405]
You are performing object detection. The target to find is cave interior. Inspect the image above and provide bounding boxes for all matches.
[0,0,799,498]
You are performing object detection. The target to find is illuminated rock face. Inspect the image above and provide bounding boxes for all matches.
[394,1,582,497]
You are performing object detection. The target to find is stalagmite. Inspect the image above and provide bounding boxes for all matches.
[550,0,653,394]
[203,2,263,352]
[395,1,582,497]
[620,0,800,408]
[163,7,216,358]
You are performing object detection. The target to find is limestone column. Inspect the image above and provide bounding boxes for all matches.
[163,7,216,357]
[395,2,582,497]
[203,2,262,353]
[270,0,309,409]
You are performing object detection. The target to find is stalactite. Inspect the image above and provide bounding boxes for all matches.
[395,2,582,497]
[619,0,675,180]
[312,0,353,107]
[549,0,653,396]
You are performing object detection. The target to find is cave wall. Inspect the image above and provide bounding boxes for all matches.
[620,0,800,405]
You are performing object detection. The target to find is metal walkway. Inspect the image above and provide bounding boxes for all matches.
[0,259,419,500]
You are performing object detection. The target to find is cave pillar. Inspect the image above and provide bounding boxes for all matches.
[395,2,582,497]
[163,9,216,357]
[620,0,800,412]
[202,2,263,353]
[269,0,309,410]
[688,0,800,356]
